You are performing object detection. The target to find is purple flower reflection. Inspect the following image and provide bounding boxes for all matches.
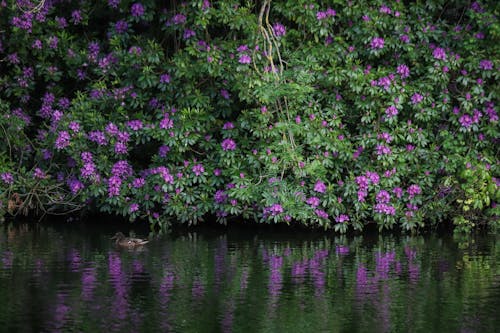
[191,276,205,300]
[81,267,97,301]
[159,269,175,332]
[1,251,13,269]
[68,249,81,272]
[108,252,130,328]
[214,239,228,290]
[268,255,283,298]
[375,251,396,280]
[336,245,350,256]
[291,260,308,283]
[50,293,71,332]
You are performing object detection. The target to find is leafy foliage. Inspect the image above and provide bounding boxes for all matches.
[0,0,498,232]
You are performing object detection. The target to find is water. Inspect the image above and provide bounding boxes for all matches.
[0,222,498,333]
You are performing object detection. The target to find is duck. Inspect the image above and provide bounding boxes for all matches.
[111,232,149,247]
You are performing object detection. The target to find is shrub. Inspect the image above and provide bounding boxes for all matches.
[0,0,498,232]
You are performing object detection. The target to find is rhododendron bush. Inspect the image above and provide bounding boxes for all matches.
[0,0,498,232]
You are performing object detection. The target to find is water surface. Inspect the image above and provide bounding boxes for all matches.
[0,223,498,332]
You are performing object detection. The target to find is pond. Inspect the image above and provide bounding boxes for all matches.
[0,222,498,332]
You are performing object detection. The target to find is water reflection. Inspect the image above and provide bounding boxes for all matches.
[0,224,498,333]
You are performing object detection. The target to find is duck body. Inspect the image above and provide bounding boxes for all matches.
[111,232,149,247]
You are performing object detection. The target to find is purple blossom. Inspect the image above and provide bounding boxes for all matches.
[397,64,410,79]
[374,203,396,215]
[71,10,82,24]
[266,203,283,216]
[407,184,422,198]
[314,180,327,193]
[214,190,227,204]
[55,131,70,150]
[127,120,143,130]
[183,29,196,39]
[88,131,107,145]
[376,190,391,203]
[459,114,473,128]
[376,145,392,156]
[114,142,127,155]
[67,177,84,194]
[160,73,171,83]
[221,138,236,151]
[306,196,320,207]
[108,0,120,8]
[335,214,349,223]
[366,171,380,185]
[411,93,423,104]
[1,172,14,185]
[272,23,286,37]
[220,89,230,100]
[370,37,385,49]
[129,203,139,212]
[158,145,170,158]
[131,3,145,17]
[172,14,186,25]
[111,160,132,178]
[34,168,47,179]
[432,47,446,60]
[479,60,493,70]
[192,164,205,176]
[80,163,96,179]
[315,209,329,219]
[81,152,93,163]
[115,20,128,34]
[108,175,122,197]
[132,178,145,188]
[238,54,251,64]
[385,105,399,118]
[400,34,410,43]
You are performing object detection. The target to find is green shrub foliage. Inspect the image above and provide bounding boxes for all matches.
[0,0,498,232]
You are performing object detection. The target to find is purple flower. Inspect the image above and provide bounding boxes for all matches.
[407,184,422,198]
[366,171,380,185]
[432,47,446,60]
[158,145,170,157]
[183,29,196,39]
[108,0,120,8]
[115,20,128,34]
[132,178,145,188]
[335,214,349,223]
[55,131,70,150]
[400,34,410,43]
[160,73,171,83]
[192,164,204,176]
[370,37,385,49]
[131,3,144,17]
[306,196,320,208]
[80,163,96,179]
[220,89,230,100]
[221,139,236,151]
[112,160,132,178]
[108,175,122,197]
[459,114,473,128]
[374,203,396,215]
[129,203,139,212]
[411,93,423,104]
[88,131,107,145]
[67,177,84,194]
[267,203,283,216]
[272,23,286,37]
[1,172,14,185]
[34,168,46,179]
[314,180,326,193]
[376,190,391,203]
[172,13,186,25]
[315,209,329,219]
[214,190,227,204]
[71,10,82,24]
[238,54,251,64]
[32,39,42,49]
[397,64,410,79]
[479,60,493,70]
[376,145,392,156]
[385,105,399,118]
[127,120,143,130]
[48,36,58,49]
